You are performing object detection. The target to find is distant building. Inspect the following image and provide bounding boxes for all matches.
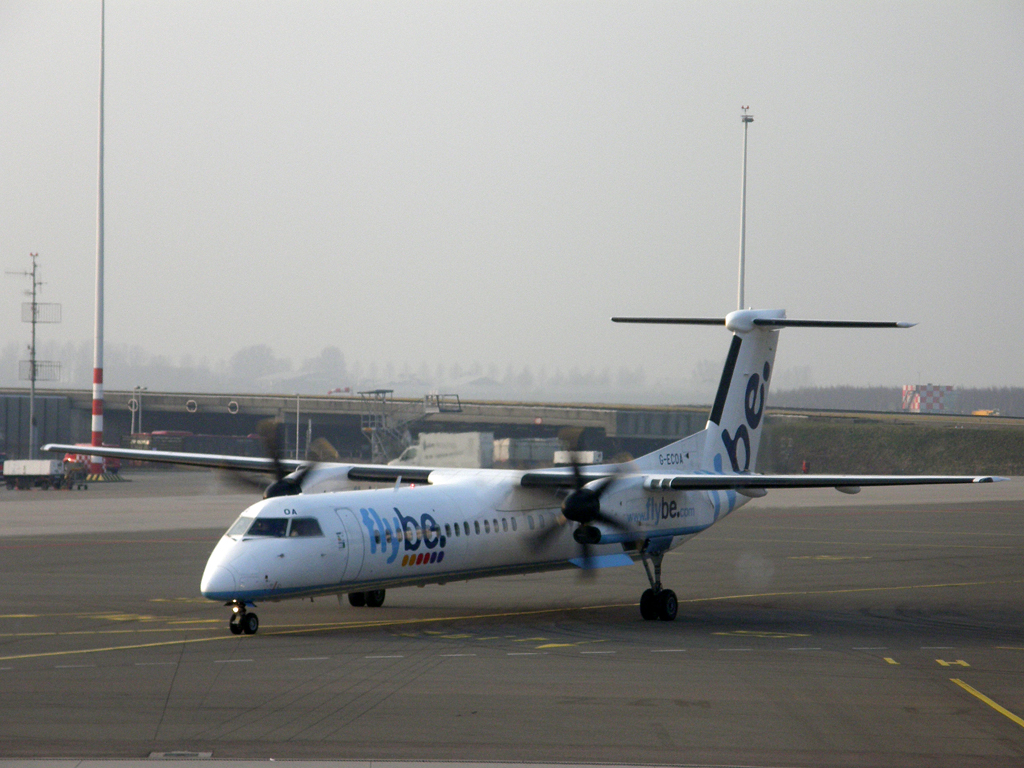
[901,384,955,413]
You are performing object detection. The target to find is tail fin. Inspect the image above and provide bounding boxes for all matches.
[614,309,912,475]
[701,310,782,473]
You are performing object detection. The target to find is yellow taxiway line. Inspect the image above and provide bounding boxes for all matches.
[2,577,1021,661]
[951,678,1024,730]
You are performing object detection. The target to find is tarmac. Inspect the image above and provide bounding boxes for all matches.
[0,470,1021,767]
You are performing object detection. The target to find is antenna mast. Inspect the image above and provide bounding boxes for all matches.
[738,106,754,310]
[6,254,62,458]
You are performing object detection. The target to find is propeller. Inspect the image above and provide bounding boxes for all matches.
[530,452,634,577]
[258,419,313,498]
[216,420,315,498]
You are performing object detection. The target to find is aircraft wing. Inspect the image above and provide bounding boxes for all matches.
[42,443,298,472]
[41,443,435,484]
[520,467,1003,491]
[639,473,1004,491]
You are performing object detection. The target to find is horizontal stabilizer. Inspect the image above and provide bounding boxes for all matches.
[751,319,915,329]
[612,317,726,325]
[611,316,914,329]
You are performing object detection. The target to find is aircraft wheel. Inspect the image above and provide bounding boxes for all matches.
[229,616,243,635]
[656,589,678,622]
[639,589,658,621]
[241,612,259,635]
[364,589,386,608]
[348,592,366,607]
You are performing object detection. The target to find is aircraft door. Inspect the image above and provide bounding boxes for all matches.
[332,508,365,583]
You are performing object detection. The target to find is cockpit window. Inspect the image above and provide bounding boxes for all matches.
[246,518,289,537]
[227,515,254,537]
[289,518,323,537]
[228,516,324,538]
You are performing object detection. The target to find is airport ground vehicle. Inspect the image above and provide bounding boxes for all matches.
[3,459,87,490]
[388,431,494,468]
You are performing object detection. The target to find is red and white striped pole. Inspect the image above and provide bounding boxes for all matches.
[91,0,105,475]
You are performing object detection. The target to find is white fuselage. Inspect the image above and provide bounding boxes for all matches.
[199,468,747,603]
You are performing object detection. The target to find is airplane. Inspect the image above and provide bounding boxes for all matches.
[44,308,1002,635]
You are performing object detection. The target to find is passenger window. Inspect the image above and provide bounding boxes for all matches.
[527,515,535,531]
[246,518,288,537]
[511,518,517,532]
[538,514,546,529]
[493,518,498,533]
[502,519,508,532]
[484,520,490,534]
[445,524,451,538]
[464,522,470,536]
[454,524,460,537]
[374,530,381,545]
[475,521,481,534]
[385,530,392,544]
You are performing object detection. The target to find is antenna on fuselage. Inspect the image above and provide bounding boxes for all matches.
[738,106,754,311]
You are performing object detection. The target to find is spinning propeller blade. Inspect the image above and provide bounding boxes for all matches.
[528,451,634,578]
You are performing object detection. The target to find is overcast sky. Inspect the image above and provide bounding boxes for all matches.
[2,1,1022,398]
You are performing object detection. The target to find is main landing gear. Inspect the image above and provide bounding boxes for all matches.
[228,600,259,635]
[347,589,386,608]
[638,547,677,622]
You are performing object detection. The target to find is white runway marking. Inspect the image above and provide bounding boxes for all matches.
[650,648,687,653]
[214,659,253,663]
[289,656,330,661]
[440,653,477,657]
[134,661,176,666]
[365,654,404,659]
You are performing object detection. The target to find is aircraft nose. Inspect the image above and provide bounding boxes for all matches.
[200,565,237,600]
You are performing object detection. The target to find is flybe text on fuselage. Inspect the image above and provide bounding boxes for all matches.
[360,505,447,565]
[623,495,697,526]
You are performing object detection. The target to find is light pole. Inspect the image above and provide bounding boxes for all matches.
[134,386,147,435]
[738,106,754,311]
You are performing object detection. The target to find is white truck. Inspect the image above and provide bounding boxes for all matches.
[493,437,564,466]
[553,450,604,465]
[3,459,83,490]
[388,432,495,468]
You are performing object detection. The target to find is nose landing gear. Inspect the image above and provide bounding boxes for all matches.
[639,547,677,622]
[228,600,259,635]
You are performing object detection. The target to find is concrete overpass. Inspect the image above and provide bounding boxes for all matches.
[3,387,1021,464]
[0,387,711,461]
